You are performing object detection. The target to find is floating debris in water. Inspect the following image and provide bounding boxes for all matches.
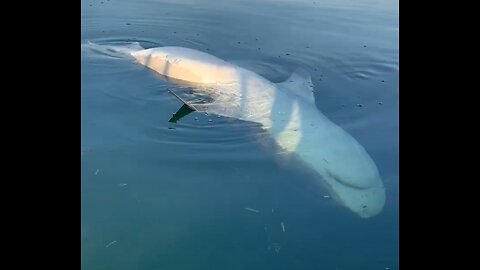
[356,104,364,107]
[119,183,128,187]
[255,38,258,41]
[381,80,385,82]
[258,48,261,50]
[323,195,330,198]
[94,169,100,175]
[285,53,290,56]
[269,243,281,253]
[126,23,131,25]
[106,241,117,248]
[173,31,177,34]
[378,101,383,105]
[306,46,310,48]
[363,45,367,47]
[280,222,286,232]
[362,205,367,209]
[194,117,198,121]
[237,41,241,44]
[245,207,260,213]
[207,119,213,122]
[168,127,175,130]
[89,4,92,6]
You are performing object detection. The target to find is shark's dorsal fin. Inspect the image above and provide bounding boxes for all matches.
[168,89,220,122]
[168,89,198,123]
[168,89,199,111]
[169,103,195,123]
[277,68,315,104]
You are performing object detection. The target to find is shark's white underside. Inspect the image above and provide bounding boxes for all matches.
[88,42,385,218]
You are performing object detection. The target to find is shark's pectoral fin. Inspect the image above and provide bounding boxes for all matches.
[277,68,315,104]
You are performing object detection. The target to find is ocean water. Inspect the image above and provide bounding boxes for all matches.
[81,0,399,269]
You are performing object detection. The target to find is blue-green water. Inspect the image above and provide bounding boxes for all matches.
[81,0,399,269]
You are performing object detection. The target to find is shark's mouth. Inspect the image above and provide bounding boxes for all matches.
[326,170,370,190]
[320,167,385,218]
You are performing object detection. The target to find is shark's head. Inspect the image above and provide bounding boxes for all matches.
[304,131,386,218]
[272,72,386,218]
[321,161,385,218]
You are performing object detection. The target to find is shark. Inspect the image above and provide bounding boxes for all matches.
[86,42,386,218]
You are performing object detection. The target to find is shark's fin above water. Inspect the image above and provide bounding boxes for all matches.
[169,103,195,123]
[168,89,220,122]
[277,68,315,104]
[168,89,199,123]
[168,89,199,111]
[86,41,144,58]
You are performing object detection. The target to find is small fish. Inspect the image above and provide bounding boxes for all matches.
[244,207,260,213]
[281,222,285,232]
[94,169,100,175]
[323,195,330,198]
[106,240,117,248]
[119,183,127,187]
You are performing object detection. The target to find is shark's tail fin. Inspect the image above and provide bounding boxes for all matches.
[85,41,145,58]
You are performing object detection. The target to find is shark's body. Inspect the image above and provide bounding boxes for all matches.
[88,43,385,218]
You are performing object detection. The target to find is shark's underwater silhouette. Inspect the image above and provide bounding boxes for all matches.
[87,42,385,218]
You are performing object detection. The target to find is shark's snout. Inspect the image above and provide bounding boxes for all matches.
[322,171,385,218]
